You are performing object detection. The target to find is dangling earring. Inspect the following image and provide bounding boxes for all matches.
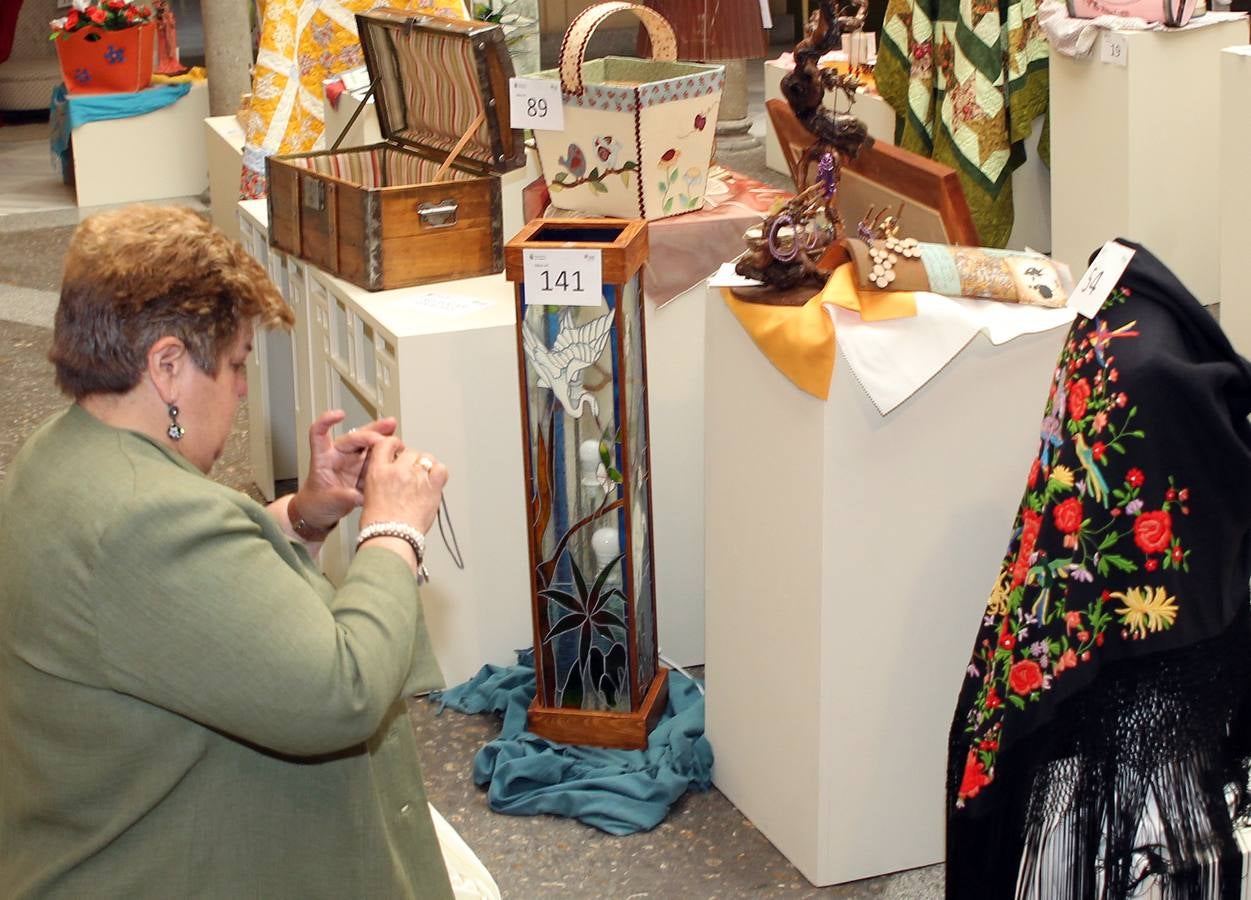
[167,404,185,441]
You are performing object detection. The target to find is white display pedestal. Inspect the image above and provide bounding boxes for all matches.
[205,114,245,243]
[237,200,300,502]
[72,80,210,207]
[1219,45,1251,354]
[762,59,1051,251]
[643,283,706,666]
[703,286,1068,885]
[1050,20,1247,306]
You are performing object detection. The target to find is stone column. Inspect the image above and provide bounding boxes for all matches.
[201,0,254,116]
[712,57,760,151]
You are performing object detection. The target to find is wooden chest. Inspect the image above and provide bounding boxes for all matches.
[266,8,525,291]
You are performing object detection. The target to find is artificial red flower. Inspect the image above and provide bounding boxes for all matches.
[959,749,992,800]
[1134,510,1173,555]
[1028,458,1040,490]
[107,0,126,9]
[65,9,80,27]
[1053,497,1084,535]
[1126,468,1145,488]
[87,6,107,23]
[1008,659,1045,696]
[1068,378,1092,420]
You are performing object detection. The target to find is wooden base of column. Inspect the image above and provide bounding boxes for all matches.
[527,668,670,750]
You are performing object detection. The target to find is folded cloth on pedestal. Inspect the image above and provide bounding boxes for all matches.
[49,82,191,158]
[719,263,1072,410]
[434,650,712,835]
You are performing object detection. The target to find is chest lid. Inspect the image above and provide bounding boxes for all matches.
[356,7,525,174]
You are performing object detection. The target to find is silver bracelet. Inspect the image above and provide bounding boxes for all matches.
[356,521,430,583]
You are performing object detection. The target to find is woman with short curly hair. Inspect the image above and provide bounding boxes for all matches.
[0,205,455,898]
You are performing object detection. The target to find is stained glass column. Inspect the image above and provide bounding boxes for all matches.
[505,219,667,750]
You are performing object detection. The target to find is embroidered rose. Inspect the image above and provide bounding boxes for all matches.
[1091,441,1107,463]
[1134,510,1173,555]
[1053,497,1083,535]
[1008,659,1045,696]
[1126,468,1144,488]
[1068,378,1092,420]
[1028,458,1040,490]
[959,749,992,800]
[1011,509,1043,588]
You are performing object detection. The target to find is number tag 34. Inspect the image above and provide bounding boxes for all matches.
[523,249,602,306]
[510,78,564,131]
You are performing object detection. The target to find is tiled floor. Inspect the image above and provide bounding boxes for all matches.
[0,59,945,899]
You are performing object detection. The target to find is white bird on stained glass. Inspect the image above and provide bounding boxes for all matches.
[522,309,614,419]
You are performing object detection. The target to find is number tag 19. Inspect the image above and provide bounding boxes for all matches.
[523,249,602,307]
[509,77,564,131]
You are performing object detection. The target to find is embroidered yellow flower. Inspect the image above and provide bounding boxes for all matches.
[1049,465,1075,489]
[1112,586,1179,639]
[987,571,1012,617]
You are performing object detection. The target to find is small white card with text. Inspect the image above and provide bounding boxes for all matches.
[1069,241,1135,318]
[509,78,564,131]
[523,249,602,306]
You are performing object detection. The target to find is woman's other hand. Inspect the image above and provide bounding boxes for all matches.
[294,410,397,529]
[359,437,448,537]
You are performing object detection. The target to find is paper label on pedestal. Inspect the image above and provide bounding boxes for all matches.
[406,292,491,315]
[1100,32,1128,67]
[1069,241,1135,318]
[510,78,565,131]
[523,249,602,306]
[340,66,371,92]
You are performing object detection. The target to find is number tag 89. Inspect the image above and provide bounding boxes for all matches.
[510,78,564,131]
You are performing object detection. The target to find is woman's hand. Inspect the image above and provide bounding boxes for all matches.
[293,410,398,530]
[359,436,449,537]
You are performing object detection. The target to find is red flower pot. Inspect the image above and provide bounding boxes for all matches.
[56,24,154,95]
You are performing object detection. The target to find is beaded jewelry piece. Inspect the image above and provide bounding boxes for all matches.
[167,404,185,441]
[857,205,919,288]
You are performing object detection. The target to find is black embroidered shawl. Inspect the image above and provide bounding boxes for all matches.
[946,243,1251,899]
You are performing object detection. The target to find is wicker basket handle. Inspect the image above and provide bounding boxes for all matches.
[559,2,677,96]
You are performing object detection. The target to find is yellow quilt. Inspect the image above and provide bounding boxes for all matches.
[240,0,435,198]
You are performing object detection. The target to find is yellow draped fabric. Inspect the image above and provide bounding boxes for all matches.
[721,264,917,400]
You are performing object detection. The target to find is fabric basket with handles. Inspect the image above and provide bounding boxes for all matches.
[531,1,725,220]
[1066,0,1198,26]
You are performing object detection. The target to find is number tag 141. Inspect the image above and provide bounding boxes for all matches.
[522,249,602,307]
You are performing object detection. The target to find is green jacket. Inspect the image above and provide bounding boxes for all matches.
[0,405,454,899]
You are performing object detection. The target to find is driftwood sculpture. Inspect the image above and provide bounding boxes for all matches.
[736,0,873,290]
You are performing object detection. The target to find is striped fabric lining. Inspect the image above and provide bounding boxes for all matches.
[390,28,492,167]
[288,148,474,188]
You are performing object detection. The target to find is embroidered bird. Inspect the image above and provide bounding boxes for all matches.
[594,135,621,169]
[559,143,586,178]
[1073,433,1108,504]
[522,310,614,419]
[1090,318,1139,367]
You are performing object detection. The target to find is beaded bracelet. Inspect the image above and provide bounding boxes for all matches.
[356,521,430,583]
